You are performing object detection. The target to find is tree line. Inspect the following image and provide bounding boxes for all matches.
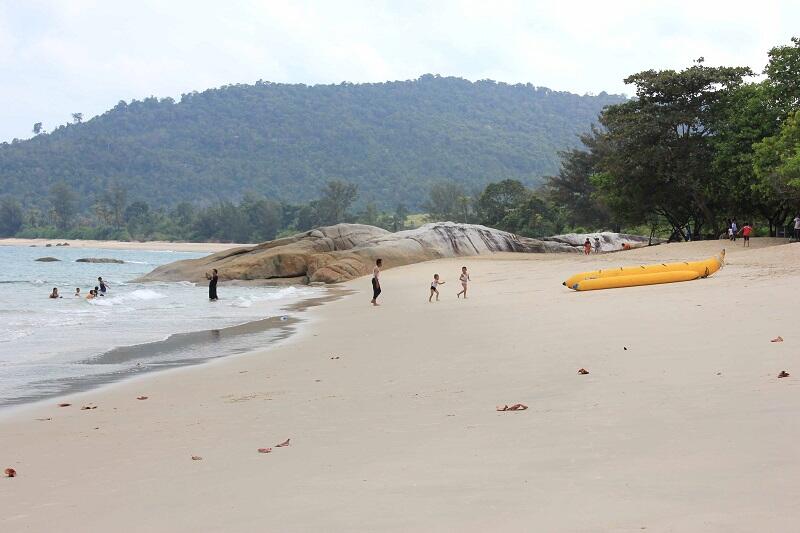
[545,37,800,240]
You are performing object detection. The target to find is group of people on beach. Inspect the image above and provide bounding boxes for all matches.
[726,219,753,246]
[367,258,471,306]
[48,277,109,299]
[583,237,602,255]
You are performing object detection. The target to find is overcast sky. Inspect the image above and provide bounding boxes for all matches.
[1,0,797,141]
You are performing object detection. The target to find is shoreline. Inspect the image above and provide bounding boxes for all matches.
[2,239,799,531]
[0,237,253,252]
[0,287,348,412]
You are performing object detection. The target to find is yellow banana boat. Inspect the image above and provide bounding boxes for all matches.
[572,270,700,291]
[563,250,724,290]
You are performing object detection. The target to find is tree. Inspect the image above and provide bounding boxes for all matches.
[476,179,528,228]
[764,37,800,119]
[753,110,800,217]
[589,60,753,238]
[316,180,358,226]
[49,182,78,230]
[241,193,281,241]
[545,142,613,230]
[392,203,408,232]
[71,113,83,124]
[32,122,43,135]
[424,181,467,222]
[103,183,128,228]
[0,197,24,236]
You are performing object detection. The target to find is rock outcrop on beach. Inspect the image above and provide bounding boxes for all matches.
[76,258,125,264]
[138,222,579,284]
[35,257,60,262]
[546,232,659,253]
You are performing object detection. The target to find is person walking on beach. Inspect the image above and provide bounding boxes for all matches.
[793,214,800,241]
[97,277,109,294]
[583,238,592,255]
[739,222,752,247]
[206,268,219,301]
[730,219,738,242]
[429,274,445,302]
[593,237,601,254]
[456,266,470,299]
[370,259,382,306]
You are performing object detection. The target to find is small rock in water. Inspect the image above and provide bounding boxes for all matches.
[35,256,60,262]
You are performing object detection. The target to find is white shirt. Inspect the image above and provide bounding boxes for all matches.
[794,217,800,230]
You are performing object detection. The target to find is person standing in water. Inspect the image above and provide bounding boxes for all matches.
[206,268,219,301]
[456,266,470,299]
[370,259,382,306]
[97,277,109,294]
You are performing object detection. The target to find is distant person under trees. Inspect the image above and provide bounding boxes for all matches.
[794,214,800,241]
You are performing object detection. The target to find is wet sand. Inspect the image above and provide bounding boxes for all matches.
[1,239,799,532]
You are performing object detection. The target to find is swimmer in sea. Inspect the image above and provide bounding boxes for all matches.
[49,287,60,299]
[86,289,96,300]
[74,287,81,297]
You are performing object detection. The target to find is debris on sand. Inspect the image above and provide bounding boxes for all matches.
[258,448,272,454]
[136,396,148,400]
[771,336,784,343]
[5,468,17,477]
[778,371,790,378]
[275,439,291,448]
[496,404,528,411]
[578,368,590,375]
[191,456,203,461]
[58,403,71,407]
[80,405,97,410]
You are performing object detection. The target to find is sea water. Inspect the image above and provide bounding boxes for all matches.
[0,245,323,407]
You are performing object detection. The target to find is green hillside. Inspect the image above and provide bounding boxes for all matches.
[0,75,624,209]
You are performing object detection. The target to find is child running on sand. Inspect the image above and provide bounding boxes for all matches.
[429,274,445,302]
[456,266,470,299]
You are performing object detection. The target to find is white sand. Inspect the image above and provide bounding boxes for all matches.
[0,238,252,252]
[1,238,799,532]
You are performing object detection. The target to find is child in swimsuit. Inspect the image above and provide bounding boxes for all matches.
[456,266,470,299]
[429,274,445,302]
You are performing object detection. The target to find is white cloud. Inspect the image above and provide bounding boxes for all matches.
[0,0,797,140]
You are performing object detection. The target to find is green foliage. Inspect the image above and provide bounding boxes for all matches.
[0,196,24,236]
[754,110,800,201]
[423,181,472,223]
[0,76,624,211]
[49,182,78,230]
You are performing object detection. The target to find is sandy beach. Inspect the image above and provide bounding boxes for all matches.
[1,238,799,532]
[0,238,252,253]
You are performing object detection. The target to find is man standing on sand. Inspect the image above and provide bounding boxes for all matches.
[206,268,219,301]
[371,259,382,306]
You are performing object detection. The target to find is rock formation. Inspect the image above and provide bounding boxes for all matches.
[546,232,659,253]
[138,222,579,284]
[35,257,60,262]
[76,258,125,264]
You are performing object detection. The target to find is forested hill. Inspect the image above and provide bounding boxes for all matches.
[0,75,625,209]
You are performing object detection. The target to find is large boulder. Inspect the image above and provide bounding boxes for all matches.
[138,222,578,284]
[546,232,659,253]
[76,257,125,264]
